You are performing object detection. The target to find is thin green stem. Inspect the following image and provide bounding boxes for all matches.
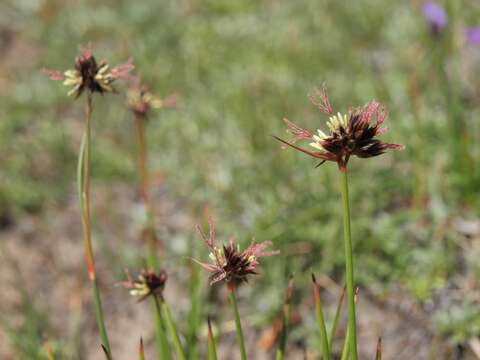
[228,288,247,360]
[77,92,110,353]
[153,297,171,360]
[207,317,218,360]
[339,168,357,360]
[161,300,185,360]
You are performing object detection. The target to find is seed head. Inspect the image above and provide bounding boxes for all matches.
[275,83,403,170]
[120,269,167,301]
[127,76,176,118]
[193,218,278,289]
[43,47,134,98]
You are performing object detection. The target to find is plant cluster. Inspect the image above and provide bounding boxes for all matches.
[41,44,405,359]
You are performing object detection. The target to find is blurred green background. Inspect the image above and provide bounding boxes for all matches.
[1,0,480,359]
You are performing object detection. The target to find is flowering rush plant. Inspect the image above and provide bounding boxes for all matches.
[120,269,168,301]
[193,218,278,360]
[194,218,278,290]
[43,47,134,356]
[274,83,403,171]
[275,83,402,360]
[43,47,133,98]
[127,76,177,118]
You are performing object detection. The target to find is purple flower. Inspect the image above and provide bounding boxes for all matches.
[422,2,448,34]
[466,27,480,46]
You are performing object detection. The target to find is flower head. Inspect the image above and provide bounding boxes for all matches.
[274,83,403,170]
[43,47,134,98]
[127,76,176,118]
[120,269,167,301]
[466,27,480,46]
[193,219,277,289]
[422,2,448,34]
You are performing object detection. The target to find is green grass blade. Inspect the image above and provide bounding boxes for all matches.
[139,337,145,360]
[329,286,346,349]
[101,345,112,360]
[312,274,330,359]
[186,241,202,359]
[276,276,294,360]
[207,317,218,360]
[92,280,110,356]
[340,287,359,360]
[340,327,350,360]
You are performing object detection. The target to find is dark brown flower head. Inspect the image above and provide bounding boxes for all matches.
[127,76,177,118]
[275,83,403,170]
[43,47,134,98]
[120,269,167,301]
[193,219,278,289]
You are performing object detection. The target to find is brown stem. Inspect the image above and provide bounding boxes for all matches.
[134,114,159,268]
[82,91,96,280]
[134,114,150,210]
[79,91,111,352]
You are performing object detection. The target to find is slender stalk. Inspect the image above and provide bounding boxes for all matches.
[276,277,294,360]
[228,287,247,360]
[135,113,167,360]
[161,300,186,360]
[207,317,218,360]
[134,114,159,270]
[77,92,110,352]
[153,297,171,360]
[134,115,150,209]
[339,167,358,360]
[312,274,330,359]
[145,228,159,272]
